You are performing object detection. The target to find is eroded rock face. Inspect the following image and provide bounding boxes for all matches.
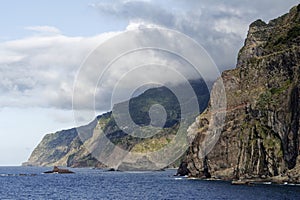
[185,5,300,182]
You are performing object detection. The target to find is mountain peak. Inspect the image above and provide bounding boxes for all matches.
[237,4,300,68]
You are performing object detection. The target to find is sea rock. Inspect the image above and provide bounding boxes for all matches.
[184,4,300,183]
[43,166,74,174]
[175,161,190,176]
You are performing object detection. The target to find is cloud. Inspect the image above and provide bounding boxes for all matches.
[25,26,62,35]
[92,0,299,69]
[71,26,220,112]
[92,1,245,69]
[93,0,176,28]
[0,29,119,110]
[1,1,299,113]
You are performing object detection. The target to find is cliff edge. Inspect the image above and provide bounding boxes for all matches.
[184,5,300,183]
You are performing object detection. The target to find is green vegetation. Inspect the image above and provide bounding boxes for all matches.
[131,136,174,153]
[250,19,267,27]
[273,25,299,46]
[128,86,181,127]
[287,25,300,41]
[256,122,283,158]
[257,91,274,108]
[270,80,291,95]
[266,24,300,51]
[257,80,291,109]
[102,80,209,151]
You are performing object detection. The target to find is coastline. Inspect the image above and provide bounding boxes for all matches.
[186,176,300,186]
[2,165,300,186]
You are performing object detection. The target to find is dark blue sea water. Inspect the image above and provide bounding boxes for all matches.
[0,167,299,200]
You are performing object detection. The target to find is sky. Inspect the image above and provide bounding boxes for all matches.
[0,0,299,165]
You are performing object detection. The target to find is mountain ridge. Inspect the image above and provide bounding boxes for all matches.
[23,79,210,169]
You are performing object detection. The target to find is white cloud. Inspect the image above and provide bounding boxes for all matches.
[0,50,26,64]
[25,26,62,35]
[72,25,219,112]
[126,20,162,30]
[1,1,299,112]
[0,29,119,110]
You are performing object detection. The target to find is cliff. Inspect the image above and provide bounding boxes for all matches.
[184,5,300,183]
[23,80,210,169]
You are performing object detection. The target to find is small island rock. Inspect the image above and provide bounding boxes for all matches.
[43,166,74,174]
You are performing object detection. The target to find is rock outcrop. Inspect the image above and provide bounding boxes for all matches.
[43,166,74,174]
[184,5,300,183]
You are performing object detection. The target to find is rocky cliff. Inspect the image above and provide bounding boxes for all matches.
[23,80,210,169]
[184,5,300,183]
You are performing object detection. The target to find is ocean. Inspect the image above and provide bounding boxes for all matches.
[0,167,299,199]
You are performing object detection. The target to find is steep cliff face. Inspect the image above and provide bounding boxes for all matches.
[22,119,102,167]
[185,5,300,182]
[24,80,210,168]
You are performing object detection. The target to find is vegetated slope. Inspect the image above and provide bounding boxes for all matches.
[24,79,210,169]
